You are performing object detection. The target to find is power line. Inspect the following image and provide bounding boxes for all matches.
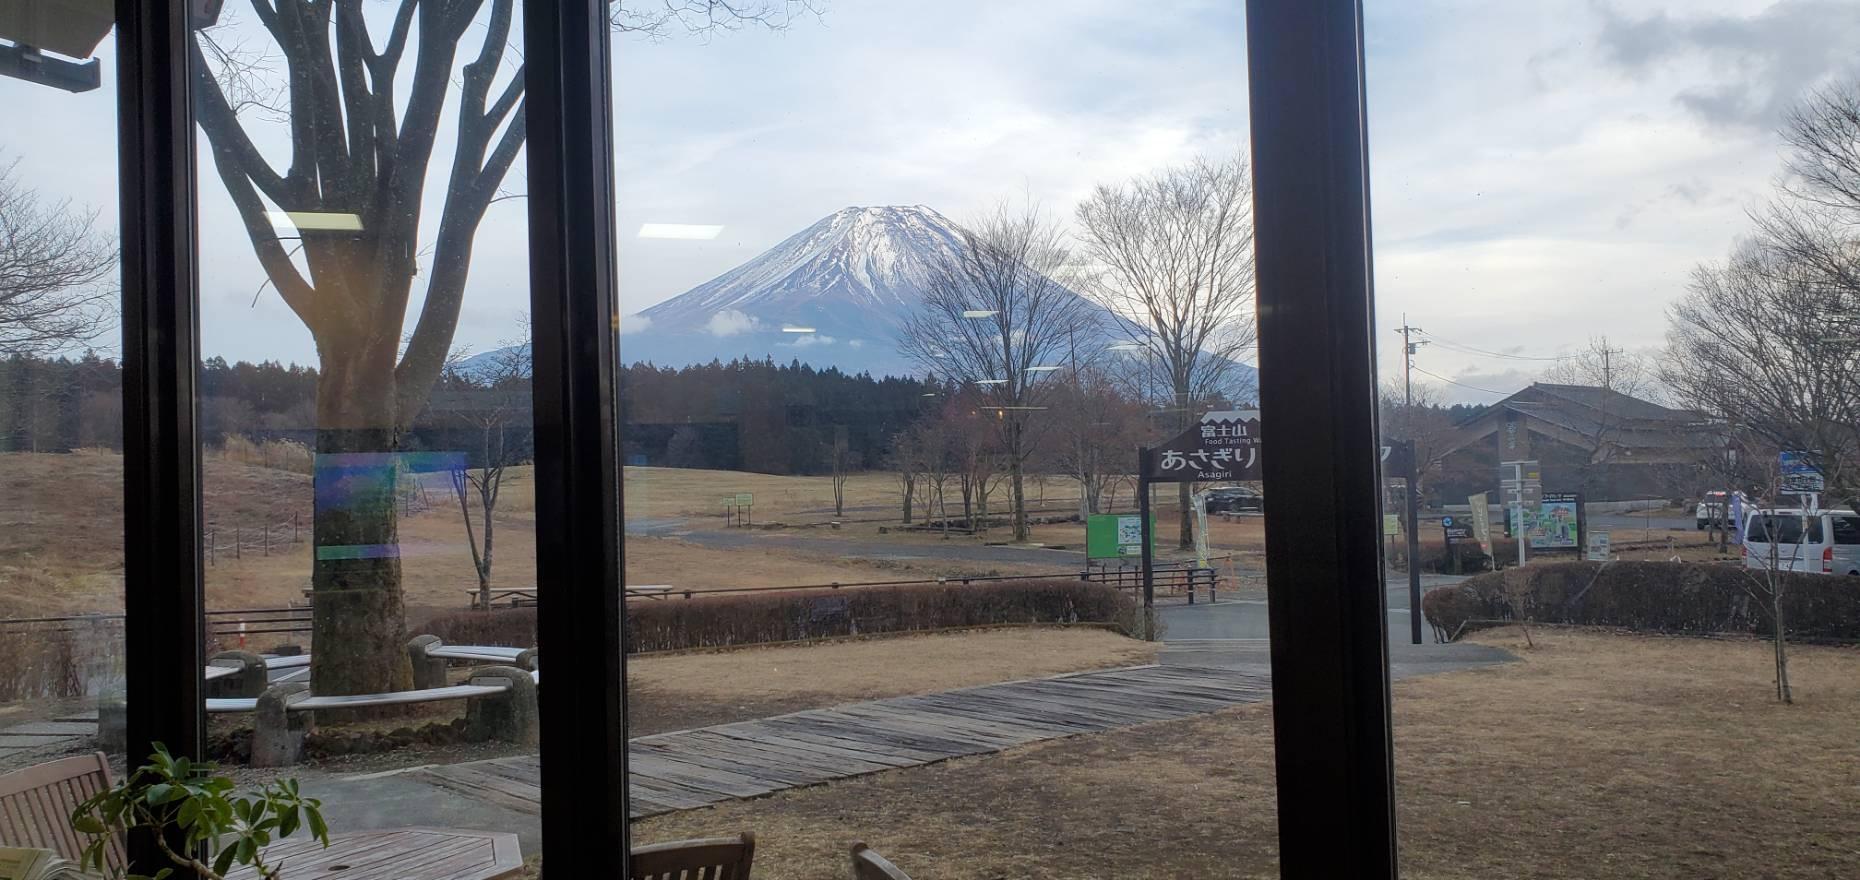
[1414,331,1570,362]
[1412,365,1513,397]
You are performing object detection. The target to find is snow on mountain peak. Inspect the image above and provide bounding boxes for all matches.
[640,204,968,337]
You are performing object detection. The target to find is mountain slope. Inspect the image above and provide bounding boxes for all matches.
[640,205,965,344]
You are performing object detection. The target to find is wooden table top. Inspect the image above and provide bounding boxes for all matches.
[226,827,523,880]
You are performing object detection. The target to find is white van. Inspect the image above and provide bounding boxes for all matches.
[1742,509,1860,576]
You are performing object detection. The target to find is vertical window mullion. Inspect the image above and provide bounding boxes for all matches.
[115,0,205,874]
[1245,0,1398,876]
[523,0,630,871]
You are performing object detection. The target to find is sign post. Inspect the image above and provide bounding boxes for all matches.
[1136,411,1263,639]
[1382,441,1421,646]
[1137,451,1155,640]
[1500,460,1541,567]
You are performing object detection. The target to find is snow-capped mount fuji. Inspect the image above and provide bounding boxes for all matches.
[617,205,973,376]
[642,205,964,341]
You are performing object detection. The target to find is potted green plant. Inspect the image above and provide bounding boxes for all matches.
[71,744,328,880]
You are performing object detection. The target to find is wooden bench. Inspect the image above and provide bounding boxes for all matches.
[0,752,126,875]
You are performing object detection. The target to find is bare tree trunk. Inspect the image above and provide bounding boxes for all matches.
[310,351,412,696]
[1774,590,1792,704]
[1010,419,1029,541]
[479,478,497,598]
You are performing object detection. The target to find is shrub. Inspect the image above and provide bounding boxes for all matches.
[0,623,117,703]
[219,435,314,474]
[1422,561,1860,641]
[421,579,1140,652]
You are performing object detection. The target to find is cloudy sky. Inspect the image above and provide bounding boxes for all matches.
[3,0,1858,402]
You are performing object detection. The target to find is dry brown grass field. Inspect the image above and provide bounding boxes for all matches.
[634,628,1860,879]
[0,454,1084,619]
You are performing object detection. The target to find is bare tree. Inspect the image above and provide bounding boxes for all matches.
[899,199,1095,542]
[1050,363,1145,516]
[438,335,531,611]
[1741,506,1807,704]
[1377,380,1455,487]
[910,415,956,537]
[1076,155,1257,548]
[888,428,920,525]
[0,161,115,356]
[1666,241,1860,513]
[828,424,853,519]
[191,1,817,694]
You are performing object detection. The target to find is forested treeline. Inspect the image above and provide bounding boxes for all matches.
[0,352,932,474]
[621,358,934,474]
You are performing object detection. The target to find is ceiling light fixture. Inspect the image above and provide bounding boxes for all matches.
[266,211,364,233]
[638,223,724,240]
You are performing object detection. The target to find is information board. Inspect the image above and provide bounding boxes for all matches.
[1087,513,1154,559]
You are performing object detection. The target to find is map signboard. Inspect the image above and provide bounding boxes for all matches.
[1142,410,1262,483]
[1087,513,1154,559]
[1530,492,1580,549]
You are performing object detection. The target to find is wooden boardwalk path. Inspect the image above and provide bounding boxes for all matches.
[414,664,1270,818]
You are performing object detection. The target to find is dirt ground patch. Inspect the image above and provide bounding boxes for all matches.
[627,627,1158,735]
[632,629,1860,879]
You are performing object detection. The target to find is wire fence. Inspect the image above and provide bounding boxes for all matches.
[205,514,304,564]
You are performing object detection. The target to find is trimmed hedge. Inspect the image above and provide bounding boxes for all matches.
[423,579,1141,653]
[1422,561,1860,641]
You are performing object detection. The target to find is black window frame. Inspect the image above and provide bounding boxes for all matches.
[111,0,1395,876]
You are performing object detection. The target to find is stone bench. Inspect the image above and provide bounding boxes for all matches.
[234,666,538,767]
[406,636,537,690]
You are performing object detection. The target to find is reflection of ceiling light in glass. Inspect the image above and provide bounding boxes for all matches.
[1108,342,1144,352]
[781,326,816,333]
[962,310,998,318]
[638,223,724,239]
[976,378,1008,385]
[1026,365,1062,372]
[266,211,364,233]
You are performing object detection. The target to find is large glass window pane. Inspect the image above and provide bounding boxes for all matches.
[1373,3,1860,876]
[190,2,540,874]
[0,5,129,869]
[614,3,1280,875]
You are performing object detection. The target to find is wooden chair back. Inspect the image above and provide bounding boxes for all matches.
[630,832,756,880]
[0,752,125,873]
[849,842,913,880]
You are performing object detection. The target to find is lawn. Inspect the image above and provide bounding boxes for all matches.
[0,453,1071,621]
[632,629,1860,879]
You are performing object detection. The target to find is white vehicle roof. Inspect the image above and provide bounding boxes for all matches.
[1746,508,1858,517]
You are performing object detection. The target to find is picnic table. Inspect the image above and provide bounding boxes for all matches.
[225,828,522,880]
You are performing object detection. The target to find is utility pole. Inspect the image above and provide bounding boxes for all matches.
[1394,317,1427,645]
[1397,315,1427,410]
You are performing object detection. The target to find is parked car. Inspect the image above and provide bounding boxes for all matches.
[1695,491,1743,529]
[1203,485,1264,514]
[1741,508,1860,575]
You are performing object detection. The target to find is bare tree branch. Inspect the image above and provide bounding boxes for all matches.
[0,161,116,355]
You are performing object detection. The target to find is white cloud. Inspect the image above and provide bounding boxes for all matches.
[704,310,759,337]
[789,334,837,347]
[618,314,653,335]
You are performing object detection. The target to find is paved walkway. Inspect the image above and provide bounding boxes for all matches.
[407,664,1269,819]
